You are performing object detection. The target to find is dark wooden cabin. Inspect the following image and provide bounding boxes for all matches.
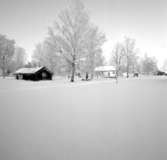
[14,67,53,81]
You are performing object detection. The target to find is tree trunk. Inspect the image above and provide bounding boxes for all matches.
[86,72,89,81]
[116,65,119,77]
[126,69,129,78]
[2,68,5,78]
[90,60,95,80]
[2,56,5,78]
[126,62,129,78]
[90,73,94,80]
[70,56,76,82]
[90,68,94,80]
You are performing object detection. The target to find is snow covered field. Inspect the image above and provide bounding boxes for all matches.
[0,77,167,160]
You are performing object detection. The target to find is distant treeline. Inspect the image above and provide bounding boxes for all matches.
[0,0,163,81]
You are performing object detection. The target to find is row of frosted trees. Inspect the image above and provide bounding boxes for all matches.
[0,0,159,81]
[111,37,158,77]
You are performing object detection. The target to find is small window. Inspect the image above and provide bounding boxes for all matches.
[42,72,47,78]
[18,74,23,79]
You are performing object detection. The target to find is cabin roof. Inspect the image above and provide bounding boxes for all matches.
[94,66,116,72]
[14,67,46,74]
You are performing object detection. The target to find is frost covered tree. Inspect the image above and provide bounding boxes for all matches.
[47,0,105,82]
[32,42,61,74]
[81,26,106,79]
[111,42,124,77]
[0,34,15,77]
[140,54,158,74]
[122,37,138,78]
[162,59,167,72]
[79,48,105,80]
[9,47,27,72]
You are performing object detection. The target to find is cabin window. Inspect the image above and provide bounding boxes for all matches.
[18,74,23,79]
[42,72,47,78]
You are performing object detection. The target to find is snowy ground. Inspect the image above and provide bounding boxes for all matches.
[0,76,167,160]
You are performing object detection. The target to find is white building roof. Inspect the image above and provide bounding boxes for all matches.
[94,66,116,72]
[15,67,43,74]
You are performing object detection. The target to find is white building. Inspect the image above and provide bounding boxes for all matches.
[94,66,116,78]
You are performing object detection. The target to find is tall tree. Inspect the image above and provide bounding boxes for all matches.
[161,59,167,72]
[140,54,158,74]
[78,25,105,79]
[33,41,65,74]
[47,0,105,82]
[83,26,105,79]
[9,47,27,72]
[110,42,124,77]
[0,34,15,77]
[122,37,138,78]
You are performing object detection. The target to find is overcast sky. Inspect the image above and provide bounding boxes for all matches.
[0,0,167,67]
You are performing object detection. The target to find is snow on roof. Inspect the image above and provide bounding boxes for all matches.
[94,66,116,72]
[15,67,44,74]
